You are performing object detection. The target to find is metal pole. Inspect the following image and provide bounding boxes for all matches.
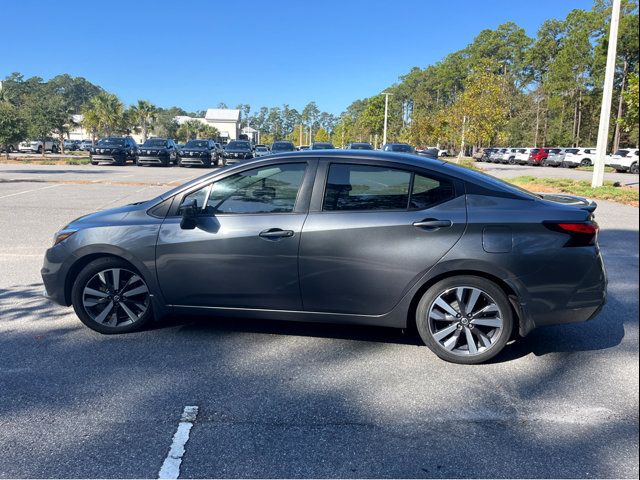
[457,116,467,163]
[382,92,390,145]
[592,0,621,187]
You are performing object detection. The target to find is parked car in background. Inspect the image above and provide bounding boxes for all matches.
[489,148,507,163]
[270,141,296,154]
[606,149,639,174]
[19,139,59,153]
[346,142,374,150]
[562,147,596,168]
[0,142,20,153]
[78,140,93,151]
[42,150,606,365]
[543,148,566,167]
[514,148,533,165]
[137,138,179,167]
[416,148,439,159]
[298,145,310,151]
[438,148,450,157]
[473,148,493,162]
[499,148,519,164]
[64,140,80,151]
[381,143,415,153]
[310,142,335,150]
[527,148,553,166]
[90,137,138,166]
[224,140,254,164]
[254,145,271,157]
[178,139,221,168]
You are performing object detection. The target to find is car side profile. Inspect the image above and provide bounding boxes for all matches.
[42,151,606,364]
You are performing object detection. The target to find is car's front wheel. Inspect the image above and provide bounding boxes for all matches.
[72,257,152,334]
[630,163,639,175]
[416,276,513,364]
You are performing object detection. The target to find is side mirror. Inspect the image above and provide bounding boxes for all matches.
[179,199,198,230]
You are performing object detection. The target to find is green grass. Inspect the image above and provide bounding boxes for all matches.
[65,158,90,165]
[508,176,639,206]
[576,165,616,173]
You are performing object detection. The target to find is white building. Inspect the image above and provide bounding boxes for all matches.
[65,114,144,143]
[174,108,241,141]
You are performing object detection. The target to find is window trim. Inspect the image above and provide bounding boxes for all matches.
[312,160,461,214]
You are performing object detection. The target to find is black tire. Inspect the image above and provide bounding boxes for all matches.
[415,275,513,364]
[71,257,152,334]
[37,146,43,154]
[630,163,639,175]
[91,161,99,166]
[508,157,516,165]
[581,158,592,167]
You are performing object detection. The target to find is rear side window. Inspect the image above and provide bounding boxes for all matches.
[323,164,454,212]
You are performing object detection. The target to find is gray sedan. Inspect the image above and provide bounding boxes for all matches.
[41,151,606,364]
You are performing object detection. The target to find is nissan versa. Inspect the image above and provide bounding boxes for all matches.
[41,151,607,364]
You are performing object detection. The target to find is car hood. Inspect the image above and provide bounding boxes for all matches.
[63,202,148,230]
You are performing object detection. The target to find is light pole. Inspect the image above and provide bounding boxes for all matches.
[592,0,621,187]
[382,92,392,146]
[458,116,467,163]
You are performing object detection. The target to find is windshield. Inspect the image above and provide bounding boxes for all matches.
[272,142,294,151]
[350,143,373,150]
[226,141,251,150]
[97,138,125,147]
[313,143,334,149]
[256,146,268,152]
[143,139,168,147]
[185,140,208,148]
[386,144,413,152]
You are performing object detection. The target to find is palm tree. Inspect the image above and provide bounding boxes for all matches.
[82,92,124,138]
[130,100,157,142]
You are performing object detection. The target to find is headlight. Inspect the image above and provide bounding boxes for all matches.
[53,229,77,246]
[179,150,184,156]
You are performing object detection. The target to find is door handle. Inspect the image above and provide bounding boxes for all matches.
[259,228,295,239]
[413,219,453,229]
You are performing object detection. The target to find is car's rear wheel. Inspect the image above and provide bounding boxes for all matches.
[630,163,639,175]
[72,257,152,334]
[416,276,513,364]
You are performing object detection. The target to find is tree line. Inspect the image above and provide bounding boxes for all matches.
[333,0,639,152]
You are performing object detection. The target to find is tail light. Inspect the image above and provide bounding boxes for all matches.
[545,222,599,247]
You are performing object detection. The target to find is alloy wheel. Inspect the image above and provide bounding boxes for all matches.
[82,268,150,328]
[427,286,504,356]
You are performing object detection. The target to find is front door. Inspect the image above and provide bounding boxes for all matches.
[156,162,310,310]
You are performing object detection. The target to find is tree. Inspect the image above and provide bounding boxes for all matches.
[130,100,158,142]
[28,95,68,157]
[176,120,205,142]
[0,102,27,159]
[197,124,220,140]
[82,92,124,138]
[620,72,639,146]
[314,127,330,142]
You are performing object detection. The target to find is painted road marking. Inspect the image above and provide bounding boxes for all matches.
[0,183,63,200]
[158,406,199,479]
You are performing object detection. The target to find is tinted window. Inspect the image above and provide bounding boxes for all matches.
[185,140,209,148]
[614,149,629,156]
[97,138,125,147]
[143,139,168,147]
[272,142,295,151]
[324,164,411,211]
[183,163,307,215]
[565,148,579,154]
[410,174,455,210]
[226,141,251,150]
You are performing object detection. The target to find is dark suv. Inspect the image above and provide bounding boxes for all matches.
[382,143,415,153]
[271,141,296,153]
[178,139,221,168]
[224,140,254,164]
[137,138,179,167]
[90,137,138,166]
[310,142,335,150]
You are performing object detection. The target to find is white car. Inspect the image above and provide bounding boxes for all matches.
[499,148,520,164]
[606,149,639,174]
[514,148,533,165]
[18,139,59,153]
[562,147,596,168]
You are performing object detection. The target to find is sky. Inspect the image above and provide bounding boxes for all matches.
[1,0,593,115]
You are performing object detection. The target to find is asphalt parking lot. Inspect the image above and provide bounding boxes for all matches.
[0,163,638,478]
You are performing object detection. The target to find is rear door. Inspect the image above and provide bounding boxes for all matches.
[299,160,467,316]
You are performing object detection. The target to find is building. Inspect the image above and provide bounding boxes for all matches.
[65,114,144,143]
[174,108,241,142]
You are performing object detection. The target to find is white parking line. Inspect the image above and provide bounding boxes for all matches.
[0,183,63,200]
[158,406,199,479]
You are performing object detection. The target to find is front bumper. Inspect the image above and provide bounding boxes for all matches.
[91,155,124,164]
[180,155,213,166]
[138,156,168,165]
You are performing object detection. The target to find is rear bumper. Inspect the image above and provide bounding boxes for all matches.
[514,249,607,336]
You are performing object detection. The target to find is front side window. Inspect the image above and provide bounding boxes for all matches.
[323,164,454,212]
[182,163,307,215]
